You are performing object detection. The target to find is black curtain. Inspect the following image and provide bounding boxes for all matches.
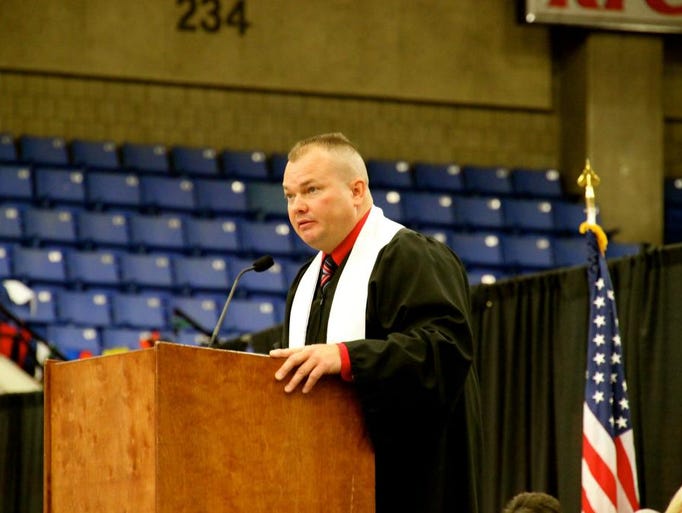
[471,242,682,513]
[0,391,43,513]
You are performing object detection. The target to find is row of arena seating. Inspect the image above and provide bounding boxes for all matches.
[4,285,282,359]
[0,133,567,198]
[0,185,607,240]
[0,223,642,291]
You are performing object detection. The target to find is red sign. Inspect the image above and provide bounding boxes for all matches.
[525,0,682,33]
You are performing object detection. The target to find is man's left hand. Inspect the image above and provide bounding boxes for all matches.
[270,344,342,394]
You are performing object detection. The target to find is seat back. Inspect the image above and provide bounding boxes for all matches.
[121,142,169,174]
[0,164,33,202]
[23,208,78,245]
[70,139,120,170]
[77,211,130,248]
[170,146,219,176]
[19,135,69,166]
[220,149,269,180]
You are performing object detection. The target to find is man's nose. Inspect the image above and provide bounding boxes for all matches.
[290,195,307,212]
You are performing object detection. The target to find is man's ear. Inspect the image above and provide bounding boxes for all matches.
[350,178,367,203]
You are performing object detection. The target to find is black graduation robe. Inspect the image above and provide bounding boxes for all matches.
[279,228,482,513]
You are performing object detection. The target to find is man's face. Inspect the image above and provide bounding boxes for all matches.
[282,147,361,254]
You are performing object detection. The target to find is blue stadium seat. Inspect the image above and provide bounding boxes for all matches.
[246,181,288,219]
[119,253,174,289]
[279,257,307,286]
[140,175,197,212]
[183,217,242,254]
[77,211,130,248]
[0,133,17,162]
[269,152,288,182]
[0,205,23,241]
[56,290,112,327]
[511,168,563,199]
[664,177,682,207]
[462,165,513,196]
[372,189,405,224]
[111,292,167,329]
[4,286,58,325]
[18,135,69,166]
[70,139,120,170]
[0,164,32,202]
[412,162,464,193]
[448,232,505,268]
[665,205,682,244]
[552,236,588,268]
[34,167,86,205]
[501,234,554,273]
[419,228,451,248]
[23,208,78,245]
[220,149,269,180]
[170,146,219,176]
[193,178,249,217]
[100,327,158,352]
[552,200,590,235]
[224,298,278,334]
[503,198,555,233]
[128,213,185,251]
[50,326,99,356]
[121,142,169,174]
[240,220,294,256]
[467,268,504,286]
[173,255,230,292]
[452,196,505,231]
[47,325,101,359]
[607,241,642,260]
[228,256,288,296]
[0,244,11,278]
[86,171,141,209]
[366,159,412,189]
[401,191,457,227]
[12,247,66,284]
[173,330,211,346]
[66,250,119,287]
[169,295,220,334]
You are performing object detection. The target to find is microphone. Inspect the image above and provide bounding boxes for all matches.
[207,255,275,348]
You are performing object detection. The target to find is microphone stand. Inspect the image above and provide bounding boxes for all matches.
[172,307,246,351]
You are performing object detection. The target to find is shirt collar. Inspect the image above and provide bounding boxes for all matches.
[326,208,372,266]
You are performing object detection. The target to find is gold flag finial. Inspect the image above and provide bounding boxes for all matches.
[577,158,600,190]
[577,159,600,225]
[576,159,608,253]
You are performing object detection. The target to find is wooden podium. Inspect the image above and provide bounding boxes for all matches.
[43,342,375,512]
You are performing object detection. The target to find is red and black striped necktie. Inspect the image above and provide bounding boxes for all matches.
[319,254,338,291]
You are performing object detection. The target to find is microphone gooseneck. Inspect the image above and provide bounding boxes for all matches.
[207,255,275,348]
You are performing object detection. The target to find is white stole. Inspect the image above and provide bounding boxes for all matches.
[288,206,403,348]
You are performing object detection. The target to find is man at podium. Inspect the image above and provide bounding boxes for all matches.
[269,133,481,513]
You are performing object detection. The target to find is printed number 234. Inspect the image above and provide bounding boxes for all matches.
[177,0,250,35]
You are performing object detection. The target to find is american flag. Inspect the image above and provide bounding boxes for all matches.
[581,229,640,513]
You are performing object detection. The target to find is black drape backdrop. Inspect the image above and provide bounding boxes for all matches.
[471,242,682,513]
[0,391,43,513]
[1,243,682,513]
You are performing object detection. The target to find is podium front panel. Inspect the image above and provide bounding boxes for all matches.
[44,350,157,512]
[155,343,374,513]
